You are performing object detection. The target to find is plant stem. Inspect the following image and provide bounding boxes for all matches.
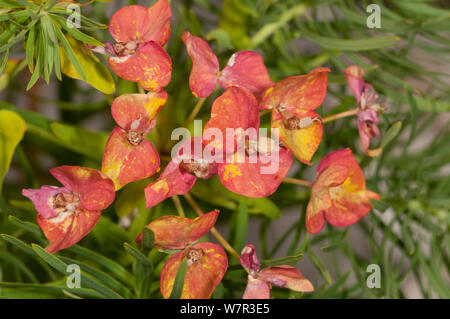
[182,98,206,127]
[322,108,358,124]
[283,177,313,187]
[184,193,241,263]
[172,195,185,217]
[259,109,272,117]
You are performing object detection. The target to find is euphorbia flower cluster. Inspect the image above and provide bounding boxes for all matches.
[137,210,228,299]
[102,91,167,190]
[260,67,330,165]
[92,0,172,91]
[306,148,380,234]
[240,244,313,298]
[182,31,274,98]
[22,166,115,253]
[19,0,385,300]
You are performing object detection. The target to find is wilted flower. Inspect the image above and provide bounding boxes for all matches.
[182,31,273,98]
[92,1,172,91]
[345,65,384,157]
[260,67,330,165]
[240,244,313,299]
[22,166,115,253]
[102,91,167,190]
[137,210,228,299]
[306,148,380,234]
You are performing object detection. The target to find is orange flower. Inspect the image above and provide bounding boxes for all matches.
[260,68,330,165]
[22,166,115,253]
[138,210,228,299]
[306,148,380,234]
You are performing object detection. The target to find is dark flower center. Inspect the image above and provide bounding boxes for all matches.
[113,40,143,56]
[51,193,80,215]
[127,131,145,146]
[185,246,205,266]
[179,159,212,178]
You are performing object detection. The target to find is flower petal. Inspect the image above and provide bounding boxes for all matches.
[219,51,274,99]
[37,208,101,253]
[144,160,197,209]
[50,166,115,211]
[102,127,160,190]
[259,265,314,292]
[22,186,72,219]
[344,65,365,105]
[111,91,167,132]
[358,109,381,157]
[181,31,219,98]
[316,148,364,188]
[271,109,323,165]
[310,148,380,230]
[243,276,271,299]
[240,244,260,274]
[109,1,171,46]
[144,0,172,46]
[325,189,380,227]
[108,41,172,91]
[160,242,228,299]
[203,86,259,153]
[144,209,219,250]
[218,145,292,197]
[109,5,152,43]
[260,67,329,110]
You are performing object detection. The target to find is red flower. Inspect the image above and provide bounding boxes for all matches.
[102,91,166,190]
[144,137,217,209]
[306,148,380,234]
[92,1,172,91]
[260,67,330,165]
[22,166,115,253]
[182,31,273,98]
[206,87,293,197]
[240,244,313,299]
[137,210,228,299]
[345,65,384,157]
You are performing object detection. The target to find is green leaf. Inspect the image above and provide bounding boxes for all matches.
[7,215,43,238]
[50,122,108,160]
[25,24,35,72]
[381,121,402,148]
[32,244,124,299]
[251,4,307,47]
[0,234,35,256]
[260,254,304,268]
[58,34,115,94]
[307,246,332,285]
[50,14,104,47]
[232,200,248,253]
[303,31,400,51]
[141,227,155,253]
[66,245,132,284]
[206,29,234,50]
[0,110,26,191]
[123,243,153,268]
[169,259,188,299]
